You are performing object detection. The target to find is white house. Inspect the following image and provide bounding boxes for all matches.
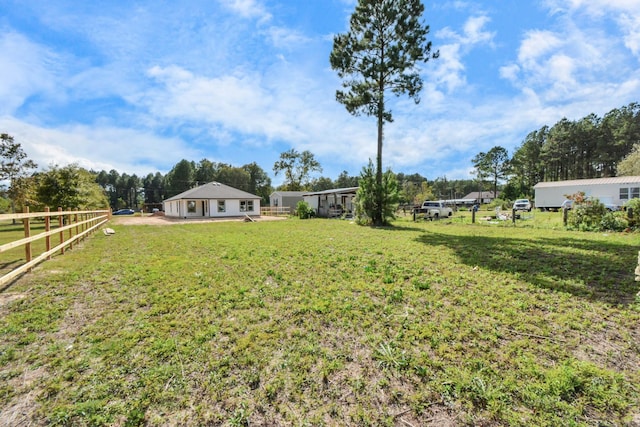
[534,176,640,210]
[163,182,261,219]
[462,191,500,204]
[303,187,359,218]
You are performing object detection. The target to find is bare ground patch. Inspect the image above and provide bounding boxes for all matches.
[110,214,288,226]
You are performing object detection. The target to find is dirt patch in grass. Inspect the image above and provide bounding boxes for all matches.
[110,214,288,226]
[0,293,25,308]
[1,367,47,426]
[574,320,640,372]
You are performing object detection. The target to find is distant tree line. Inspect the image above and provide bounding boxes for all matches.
[473,103,640,200]
[5,102,636,215]
[0,132,484,214]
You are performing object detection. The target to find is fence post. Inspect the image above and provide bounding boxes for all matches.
[75,208,79,244]
[563,207,568,226]
[45,207,51,260]
[58,207,65,255]
[23,206,32,265]
[68,210,74,250]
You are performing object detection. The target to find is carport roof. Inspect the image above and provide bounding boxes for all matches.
[302,187,359,196]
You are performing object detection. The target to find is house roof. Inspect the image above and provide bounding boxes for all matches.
[270,191,307,197]
[302,187,359,196]
[463,191,499,199]
[164,182,260,201]
[533,176,640,188]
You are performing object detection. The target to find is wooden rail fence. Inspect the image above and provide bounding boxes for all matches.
[260,206,291,216]
[0,207,110,287]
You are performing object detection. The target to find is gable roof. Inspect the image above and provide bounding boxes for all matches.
[463,191,499,199]
[533,176,640,188]
[164,182,260,201]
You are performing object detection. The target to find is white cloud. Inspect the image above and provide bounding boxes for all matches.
[463,15,495,45]
[433,14,495,93]
[499,63,520,82]
[263,26,310,49]
[542,0,640,58]
[620,12,640,55]
[517,30,562,70]
[219,0,272,23]
[0,32,58,115]
[0,116,197,175]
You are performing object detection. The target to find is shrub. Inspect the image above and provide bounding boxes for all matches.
[567,197,630,232]
[625,198,640,229]
[296,201,314,219]
[599,212,628,232]
[353,160,399,226]
[568,198,607,231]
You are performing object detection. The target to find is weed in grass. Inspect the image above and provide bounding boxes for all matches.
[228,402,250,427]
[412,278,431,290]
[374,341,410,371]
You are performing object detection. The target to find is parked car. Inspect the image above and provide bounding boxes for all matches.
[572,197,620,212]
[113,208,135,215]
[560,199,573,210]
[512,199,532,211]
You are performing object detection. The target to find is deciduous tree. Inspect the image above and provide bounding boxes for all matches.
[273,149,322,191]
[0,133,38,216]
[617,143,640,176]
[35,164,108,209]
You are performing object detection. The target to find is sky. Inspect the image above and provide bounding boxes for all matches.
[1,0,639,186]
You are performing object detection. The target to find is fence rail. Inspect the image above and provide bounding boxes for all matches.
[0,207,110,288]
[260,207,291,216]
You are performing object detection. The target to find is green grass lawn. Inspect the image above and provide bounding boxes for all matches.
[1,214,639,426]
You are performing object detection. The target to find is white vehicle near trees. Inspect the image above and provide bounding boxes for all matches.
[512,199,532,211]
[415,200,453,220]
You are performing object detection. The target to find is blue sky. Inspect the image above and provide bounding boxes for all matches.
[1,0,639,185]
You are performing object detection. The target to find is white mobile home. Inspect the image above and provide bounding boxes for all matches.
[303,187,359,218]
[534,176,640,210]
[163,182,261,219]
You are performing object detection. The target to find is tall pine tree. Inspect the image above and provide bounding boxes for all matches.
[330,0,437,225]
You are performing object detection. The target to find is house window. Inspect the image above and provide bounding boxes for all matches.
[632,187,640,199]
[240,200,254,212]
[620,188,629,200]
[217,200,226,213]
[187,200,196,213]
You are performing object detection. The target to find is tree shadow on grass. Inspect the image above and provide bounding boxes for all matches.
[415,231,639,306]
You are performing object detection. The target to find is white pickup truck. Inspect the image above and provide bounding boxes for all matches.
[415,200,453,220]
